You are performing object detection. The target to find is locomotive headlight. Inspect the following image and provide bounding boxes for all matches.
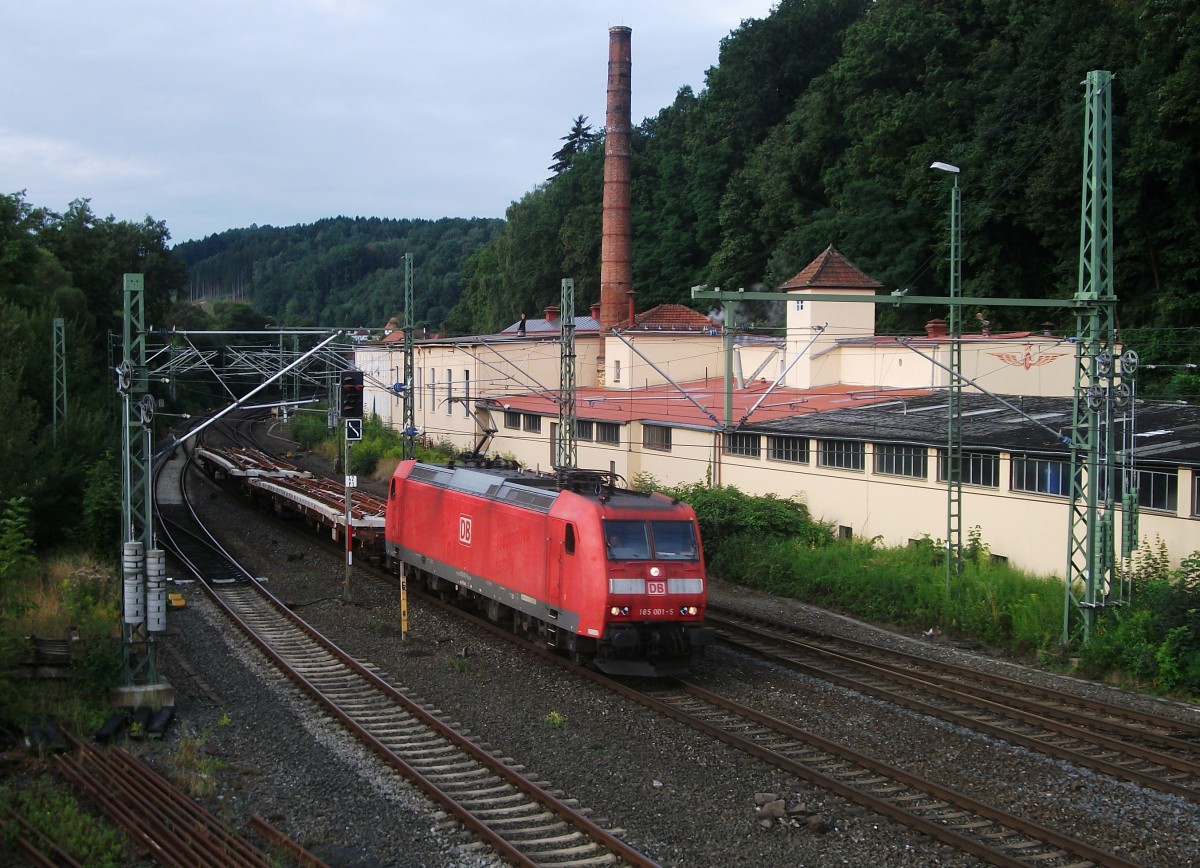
[610,606,620,616]
[621,606,630,615]
[649,566,662,577]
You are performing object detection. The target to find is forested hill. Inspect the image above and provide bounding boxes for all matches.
[447,0,1199,399]
[173,216,503,330]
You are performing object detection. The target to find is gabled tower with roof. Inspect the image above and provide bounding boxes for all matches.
[781,245,882,389]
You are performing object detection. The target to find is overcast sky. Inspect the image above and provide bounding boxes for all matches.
[2,1,778,244]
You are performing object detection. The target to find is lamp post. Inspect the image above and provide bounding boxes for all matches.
[931,161,962,589]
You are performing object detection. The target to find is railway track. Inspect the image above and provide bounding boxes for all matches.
[408,593,1141,868]
[157,440,653,868]
[53,732,322,868]
[705,604,1200,805]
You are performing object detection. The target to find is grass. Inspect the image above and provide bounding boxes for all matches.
[713,532,1068,659]
[0,776,128,867]
[163,713,231,799]
[1,554,123,735]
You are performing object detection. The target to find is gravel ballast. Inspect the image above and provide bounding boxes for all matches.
[141,454,1200,867]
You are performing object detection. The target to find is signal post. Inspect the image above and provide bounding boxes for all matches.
[340,371,364,603]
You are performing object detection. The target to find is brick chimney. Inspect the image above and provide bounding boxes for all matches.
[544,305,560,322]
[599,26,632,380]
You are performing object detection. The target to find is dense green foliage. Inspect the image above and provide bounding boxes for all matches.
[0,193,187,549]
[173,216,503,331]
[450,0,1200,398]
[1,778,126,867]
[1082,544,1200,693]
[724,533,1064,656]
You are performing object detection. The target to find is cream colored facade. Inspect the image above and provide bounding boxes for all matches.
[353,303,1197,576]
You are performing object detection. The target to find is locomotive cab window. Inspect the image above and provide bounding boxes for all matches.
[603,520,697,561]
[650,520,698,560]
[564,523,576,554]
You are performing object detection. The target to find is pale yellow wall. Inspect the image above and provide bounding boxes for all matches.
[605,333,727,391]
[355,335,1195,577]
[784,289,876,388]
[830,340,1075,395]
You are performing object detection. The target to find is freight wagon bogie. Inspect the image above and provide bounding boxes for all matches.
[386,460,714,677]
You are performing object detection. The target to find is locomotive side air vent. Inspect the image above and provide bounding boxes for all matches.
[411,465,453,487]
[494,484,556,513]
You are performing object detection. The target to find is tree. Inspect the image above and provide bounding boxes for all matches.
[548,115,597,177]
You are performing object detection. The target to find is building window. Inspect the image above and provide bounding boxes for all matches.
[818,439,864,471]
[596,422,620,445]
[522,414,541,433]
[1011,455,1071,497]
[768,435,809,464]
[643,424,672,451]
[417,367,423,410]
[938,450,1000,488]
[613,359,621,383]
[428,368,435,411]
[794,299,804,312]
[445,368,453,415]
[724,432,761,458]
[575,420,594,441]
[874,444,928,479]
[504,410,521,430]
[463,370,470,416]
[1130,468,1178,513]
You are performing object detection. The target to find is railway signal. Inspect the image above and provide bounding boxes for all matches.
[340,370,364,419]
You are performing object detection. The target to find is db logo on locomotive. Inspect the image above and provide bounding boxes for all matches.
[458,514,472,545]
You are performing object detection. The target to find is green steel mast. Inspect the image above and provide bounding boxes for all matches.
[1064,70,1125,644]
[556,278,578,470]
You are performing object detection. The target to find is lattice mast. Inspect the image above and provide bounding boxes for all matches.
[118,274,159,686]
[1064,70,1125,644]
[52,317,66,446]
[556,278,578,470]
[402,253,417,459]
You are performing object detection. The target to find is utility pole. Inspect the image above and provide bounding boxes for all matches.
[931,161,963,587]
[556,278,578,470]
[116,274,169,705]
[402,253,417,459]
[1064,70,1128,644]
[52,317,66,447]
[339,370,364,603]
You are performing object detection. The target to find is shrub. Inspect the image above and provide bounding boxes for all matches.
[656,482,834,561]
[286,410,332,450]
[0,496,37,620]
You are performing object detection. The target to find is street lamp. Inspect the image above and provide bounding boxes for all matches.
[931,161,962,588]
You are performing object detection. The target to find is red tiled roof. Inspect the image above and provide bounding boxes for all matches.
[483,381,932,429]
[620,303,716,331]
[780,245,882,291]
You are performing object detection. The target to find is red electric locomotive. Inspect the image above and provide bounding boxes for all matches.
[385,460,714,676]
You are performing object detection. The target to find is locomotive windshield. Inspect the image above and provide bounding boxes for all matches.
[603,520,698,561]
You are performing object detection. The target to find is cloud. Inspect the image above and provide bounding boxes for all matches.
[0,126,159,185]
